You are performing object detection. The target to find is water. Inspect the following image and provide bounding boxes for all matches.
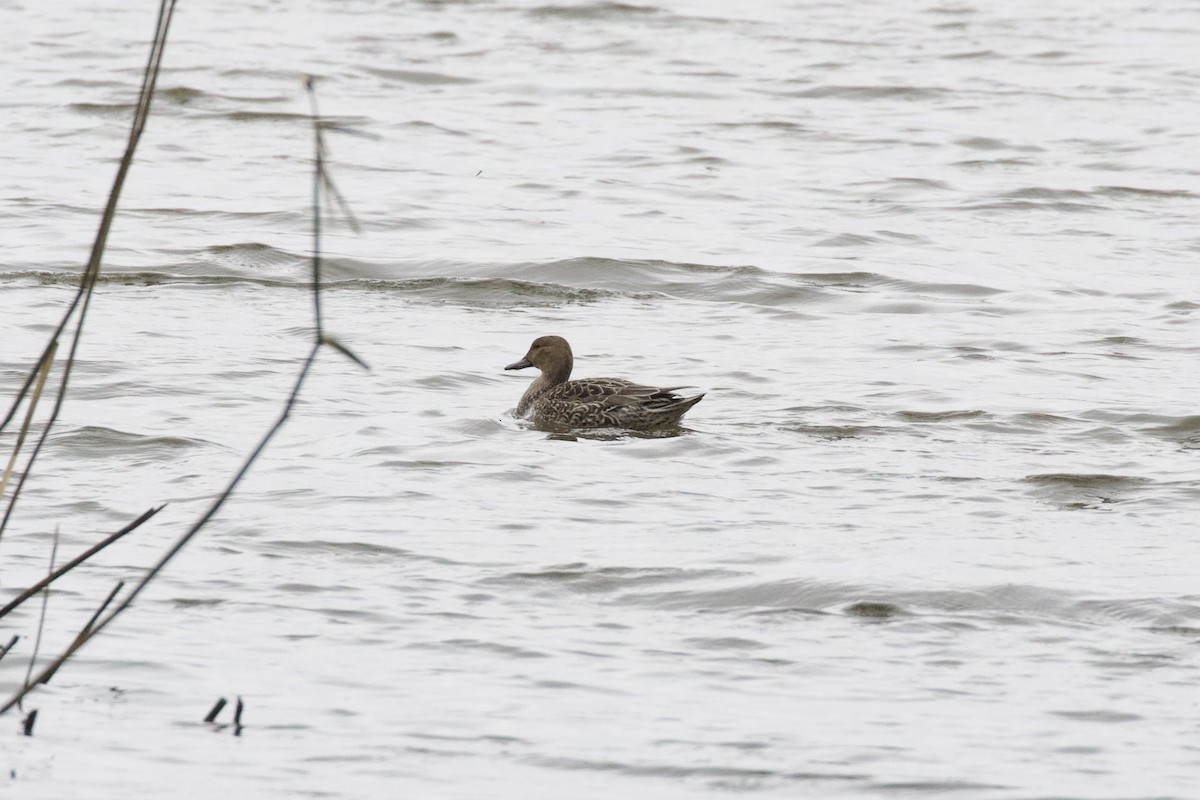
[2,0,1199,797]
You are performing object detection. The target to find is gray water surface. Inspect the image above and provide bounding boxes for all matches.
[2,1,1199,798]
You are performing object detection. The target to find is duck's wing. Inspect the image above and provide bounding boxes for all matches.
[559,378,691,404]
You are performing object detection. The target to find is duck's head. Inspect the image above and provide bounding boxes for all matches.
[505,335,574,381]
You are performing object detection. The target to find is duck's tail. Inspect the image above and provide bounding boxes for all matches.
[653,391,705,423]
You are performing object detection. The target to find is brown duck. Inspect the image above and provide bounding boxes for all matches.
[505,335,704,430]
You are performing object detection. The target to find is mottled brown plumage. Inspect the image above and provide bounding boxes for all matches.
[505,335,704,430]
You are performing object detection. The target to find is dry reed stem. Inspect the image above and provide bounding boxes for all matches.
[0,0,178,544]
[19,530,58,707]
[0,341,57,508]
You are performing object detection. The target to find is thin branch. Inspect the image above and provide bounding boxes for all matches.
[306,77,325,339]
[80,342,321,621]
[74,581,125,646]
[0,77,358,717]
[0,506,163,621]
[320,170,361,234]
[320,335,370,371]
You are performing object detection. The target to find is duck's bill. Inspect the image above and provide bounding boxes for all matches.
[505,358,533,371]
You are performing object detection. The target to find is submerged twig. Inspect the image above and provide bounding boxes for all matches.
[204,697,227,723]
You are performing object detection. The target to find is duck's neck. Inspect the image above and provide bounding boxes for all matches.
[517,359,572,416]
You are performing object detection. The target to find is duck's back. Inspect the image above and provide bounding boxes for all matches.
[531,377,703,430]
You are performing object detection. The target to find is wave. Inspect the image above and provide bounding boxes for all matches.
[479,564,1200,633]
[48,425,215,459]
[0,254,1007,309]
[526,2,661,21]
[782,84,951,101]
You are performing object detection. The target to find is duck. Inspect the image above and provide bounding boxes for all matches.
[505,335,704,431]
